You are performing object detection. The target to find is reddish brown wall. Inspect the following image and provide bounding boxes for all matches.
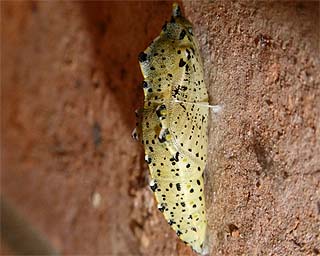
[1,1,186,255]
[1,1,319,256]
[184,1,319,255]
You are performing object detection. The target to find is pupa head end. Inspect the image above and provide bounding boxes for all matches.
[172,3,182,18]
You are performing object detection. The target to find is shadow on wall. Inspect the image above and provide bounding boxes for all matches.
[1,1,179,255]
[0,198,59,255]
[79,1,175,129]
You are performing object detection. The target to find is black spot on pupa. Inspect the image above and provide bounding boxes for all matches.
[160,139,168,148]
[179,29,186,40]
[176,183,181,191]
[150,182,158,192]
[156,104,166,118]
[158,204,166,212]
[176,230,182,236]
[186,49,191,60]
[150,66,155,70]
[158,128,169,143]
[179,59,186,67]
[142,81,148,88]
[168,219,175,225]
[174,152,179,161]
[145,156,152,164]
[138,52,147,62]
[180,103,186,111]
[132,129,138,140]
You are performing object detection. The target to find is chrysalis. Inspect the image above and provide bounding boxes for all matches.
[134,3,210,254]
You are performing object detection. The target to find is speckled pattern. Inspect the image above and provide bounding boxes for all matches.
[136,4,209,254]
[2,1,319,256]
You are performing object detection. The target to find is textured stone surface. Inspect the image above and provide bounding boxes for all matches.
[183,1,319,255]
[1,1,319,256]
[1,1,184,255]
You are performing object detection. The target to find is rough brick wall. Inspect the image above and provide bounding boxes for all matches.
[1,1,319,256]
[184,1,319,255]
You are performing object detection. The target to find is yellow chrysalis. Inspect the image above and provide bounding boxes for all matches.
[134,3,211,254]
